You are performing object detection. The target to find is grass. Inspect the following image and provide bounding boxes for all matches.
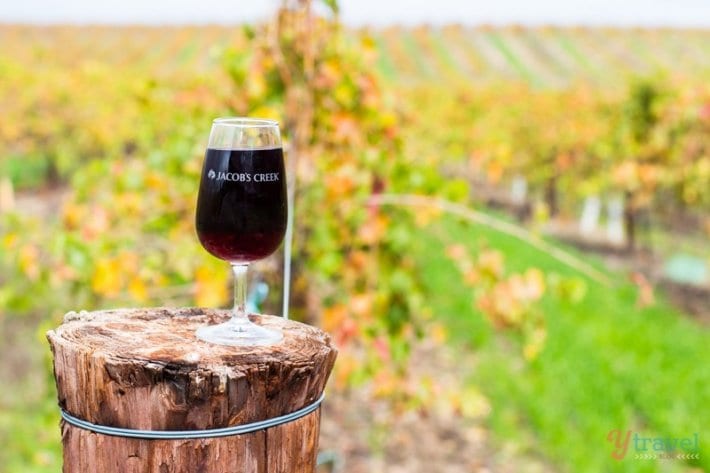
[412,213,708,473]
[1,155,50,190]
[0,395,61,473]
[0,318,61,473]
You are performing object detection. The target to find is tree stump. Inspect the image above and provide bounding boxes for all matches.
[46,308,337,473]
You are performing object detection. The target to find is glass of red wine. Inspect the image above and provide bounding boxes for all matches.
[195,118,287,346]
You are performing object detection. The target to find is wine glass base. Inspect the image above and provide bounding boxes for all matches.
[196,318,283,346]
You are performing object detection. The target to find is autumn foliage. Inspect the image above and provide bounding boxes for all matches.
[1,5,709,410]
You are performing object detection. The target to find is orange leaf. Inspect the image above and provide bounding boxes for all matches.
[19,244,41,281]
[322,304,347,334]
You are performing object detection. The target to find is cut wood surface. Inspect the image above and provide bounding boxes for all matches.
[47,307,337,473]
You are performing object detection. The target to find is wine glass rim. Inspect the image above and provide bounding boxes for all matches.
[213,117,279,127]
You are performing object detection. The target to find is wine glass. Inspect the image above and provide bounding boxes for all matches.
[195,118,287,346]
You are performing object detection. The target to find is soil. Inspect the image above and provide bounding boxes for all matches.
[318,340,556,473]
[658,279,710,325]
[11,186,70,219]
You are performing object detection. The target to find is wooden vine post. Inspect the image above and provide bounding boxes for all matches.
[47,308,337,473]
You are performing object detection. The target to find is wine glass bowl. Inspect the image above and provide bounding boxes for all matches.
[194,118,287,346]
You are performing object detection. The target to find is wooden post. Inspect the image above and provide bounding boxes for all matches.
[46,308,337,473]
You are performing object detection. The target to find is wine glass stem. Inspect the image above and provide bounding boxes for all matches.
[232,263,249,322]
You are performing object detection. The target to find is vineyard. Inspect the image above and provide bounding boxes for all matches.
[372,26,710,85]
[1,8,709,473]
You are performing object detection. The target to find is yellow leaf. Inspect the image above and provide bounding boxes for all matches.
[414,205,441,227]
[128,276,148,302]
[523,328,547,361]
[334,82,355,107]
[459,386,491,419]
[247,75,266,100]
[3,232,18,250]
[431,323,448,344]
[145,172,166,190]
[478,249,504,279]
[91,258,122,297]
[62,202,85,230]
[250,105,281,121]
[194,266,228,307]
[524,268,546,300]
[380,111,397,128]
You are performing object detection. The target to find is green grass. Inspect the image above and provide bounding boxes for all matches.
[0,319,62,473]
[0,396,61,473]
[1,155,50,190]
[412,214,708,473]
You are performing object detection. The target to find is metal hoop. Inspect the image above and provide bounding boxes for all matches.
[60,393,324,440]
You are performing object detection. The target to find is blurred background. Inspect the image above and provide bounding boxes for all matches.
[0,1,708,472]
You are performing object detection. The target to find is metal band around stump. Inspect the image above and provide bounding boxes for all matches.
[60,393,325,440]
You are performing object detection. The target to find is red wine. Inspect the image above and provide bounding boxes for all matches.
[196,147,287,262]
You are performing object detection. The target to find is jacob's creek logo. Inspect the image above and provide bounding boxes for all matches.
[607,430,700,460]
[208,169,279,182]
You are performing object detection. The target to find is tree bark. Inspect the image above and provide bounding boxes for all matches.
[624,191,636,252]
[545,174,559,218]
[47,307,337,473]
